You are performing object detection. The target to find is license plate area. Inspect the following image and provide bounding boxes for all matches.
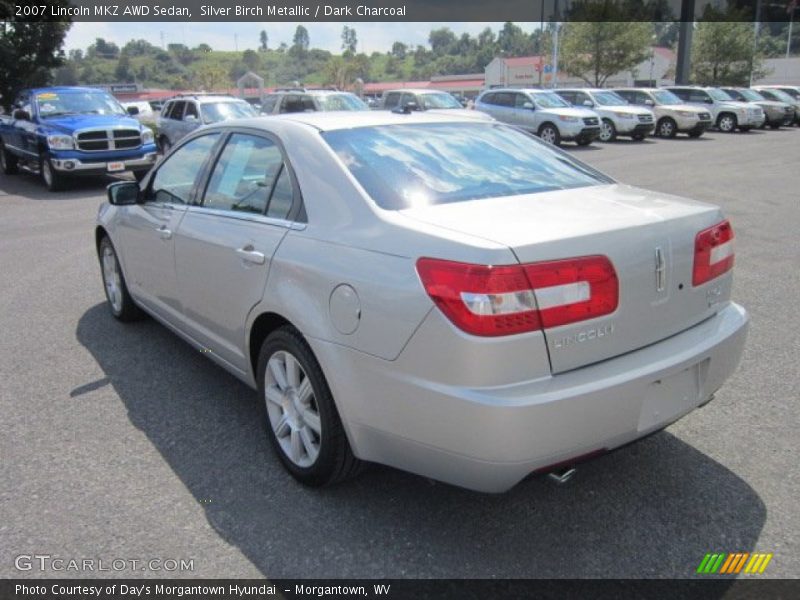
[637,361,705,432]
[107,161,125,172]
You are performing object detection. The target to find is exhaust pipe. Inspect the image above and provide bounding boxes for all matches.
[547,467,577,484]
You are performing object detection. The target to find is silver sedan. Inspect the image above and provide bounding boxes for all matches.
[96,112,748,492]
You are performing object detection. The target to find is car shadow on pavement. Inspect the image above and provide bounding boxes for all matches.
[76,303,766,581]
[0,171,118,199]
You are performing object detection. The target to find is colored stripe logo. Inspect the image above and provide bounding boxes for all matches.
[696,552,773,574]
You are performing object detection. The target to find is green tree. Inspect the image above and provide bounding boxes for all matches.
[291,25,310,57]
[341,26,357,53]
[259,30,268,52]
[194,43,212,54]
[692,15,768,85]
[194,63,228,91]
[497,21,532,56]
[0,8,72,108]
[242,49,260,71]
[429,28,456,56]
[560,21,653,87]
[390,41,407,59]
[115,52,132,81]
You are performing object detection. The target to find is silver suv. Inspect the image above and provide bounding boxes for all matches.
[260,89,369,115]
[380,89,492,121]
[612,88,713,138]
[664,86,764,133]
[158,95,255,152]
[475,88,601,146]
[554,88,655,142]
[752,86,800,126]
[721,88,794,129]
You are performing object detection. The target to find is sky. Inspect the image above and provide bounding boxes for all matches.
[65,22,540,54]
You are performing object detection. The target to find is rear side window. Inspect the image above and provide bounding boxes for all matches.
[323,123,611,210]
[670,89,690,101]
[480,92,496,105]
[614,90,634,102]
[261,96,279,113]
[150,133,220,204]
[171,101,187,119]
[203,133,283,214]
[383,93,402,109]
[557,91,576,104]
[493,92,514,107]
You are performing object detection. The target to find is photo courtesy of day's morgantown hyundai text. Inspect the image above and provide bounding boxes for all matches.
[95,111,748,492]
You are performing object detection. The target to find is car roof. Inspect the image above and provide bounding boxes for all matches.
[208,111,490,133]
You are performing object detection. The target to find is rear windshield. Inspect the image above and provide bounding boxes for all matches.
[322,123,611,210]
[420,93,462,109]
[201,101,255,124]
[315,93,369,111]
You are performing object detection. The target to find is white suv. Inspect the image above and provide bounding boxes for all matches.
[157,95,256,152]
[554,88,655,142]
[664,87,764,133]
[612,88,713,138]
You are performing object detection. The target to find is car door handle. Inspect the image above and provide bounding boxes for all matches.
[236,245,266,265]
[156,225,172,240]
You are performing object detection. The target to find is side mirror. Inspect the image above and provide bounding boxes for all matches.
[522,101,534,110]
[184,114,198,122]
[644,99,655,106]
[12,109,30,120]
[126,105,140,116]
[107,180,140,206]
[582,99,594,107]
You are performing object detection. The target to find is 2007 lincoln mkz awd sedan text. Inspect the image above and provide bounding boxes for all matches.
[96,112,748,493]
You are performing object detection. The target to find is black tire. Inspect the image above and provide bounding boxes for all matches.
[769,122,781,129]
[0,141,19,175]
[687,130,704,139]
[599,118,617,142]
[537,123,561,146]
[717,113,737,133]
[257,325,364,487]
[631,133,646,141]
[739,125,751,132]
[575,138,593,146]
[656,117,678,138]
[98,236,143,322]
[40,155,67,192]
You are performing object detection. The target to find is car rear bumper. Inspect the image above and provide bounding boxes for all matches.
[316,302,748,493]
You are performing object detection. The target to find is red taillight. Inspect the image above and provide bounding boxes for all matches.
[416,256,618,337]
[693,220,734,286]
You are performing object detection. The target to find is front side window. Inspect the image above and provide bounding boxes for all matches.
[323,123,611,210]
[168,101,186,120]
[184,102,199,119]
[203,133,284,215]
[149,133,220,205]
[707,88,732,101]
[688,90,712,103]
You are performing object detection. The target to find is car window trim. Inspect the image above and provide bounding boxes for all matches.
[194,126,306,224]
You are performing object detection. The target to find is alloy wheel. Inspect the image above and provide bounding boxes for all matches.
[102,245,123,313]
[600,121,613,142]
[264,350,321,468]
[42,160,53,187]
[540,126,557,144]
[719,116,735,132]
[659,120,674,137]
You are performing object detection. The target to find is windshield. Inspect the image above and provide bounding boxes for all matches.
[738,89,764,102]
[315,93,369,111]
[708,88,733,101]
[420,93,462,109]
[36,90,126,117]
[764,88,795,103]
[533,92,571,109]
[592,91,628,106]
[200,101,255,124]
[322,123,611,210]
[652,90,682,105]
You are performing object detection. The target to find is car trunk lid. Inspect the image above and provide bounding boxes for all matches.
[400,184,733,373]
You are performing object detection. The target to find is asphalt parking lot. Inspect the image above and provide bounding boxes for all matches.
[1,128,798,579]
